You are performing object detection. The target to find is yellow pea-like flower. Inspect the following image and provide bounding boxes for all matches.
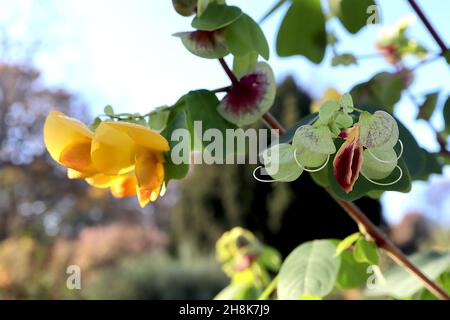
[91,121,169,207]
[44,111,97,177]
[43,111,170,207]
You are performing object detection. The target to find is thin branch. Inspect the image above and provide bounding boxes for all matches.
[218,58,239,86]
[262,111,450,300]
[407,0,448,55]
[212,86,231,93]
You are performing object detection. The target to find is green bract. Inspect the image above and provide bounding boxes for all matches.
[318,100,340,124]
[359,111,399,149]
[191,3,242,31]
[224,14,270,60]
[261,144,303,182]
[197,0,225,17]
[293,125,335,168]
[361,147,398,180]
[217,62,276,126]
[174,30,228,59]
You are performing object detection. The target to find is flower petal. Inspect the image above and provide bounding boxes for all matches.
[135,152,165,208]
[104,121,169,152]
[44,111,93,164]
[110,175,138,198]
[333,126,363,193]
[91,122,136,175]
[85,173,118,189]
[59,142,96,174]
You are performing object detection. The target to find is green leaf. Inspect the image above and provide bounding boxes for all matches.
[351,72,406,113]
[224,13,270,60]
[309,164,329,188]
[417,92,439,121]
[149,106,170,131]
[337,250,370,289]
[232,51,258,78]
[414,150,443,181]
[197,0,225,16]
[353,238,379,265]
[276,0,326,63]
[367,251,450,299]
[278,240,341,299]
[336,232,361,256]
[185,90,236,151]
[318,100,340,124]
[104,105,114,116]
[191,3,242,31]
[329,0,376,34]
[279,113,319,144]
[443,96,450,133]
[162,106,190,183]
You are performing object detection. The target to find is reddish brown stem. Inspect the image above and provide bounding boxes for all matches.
[407,0,448,55]
[262,111,450,300]
[218,58,239,86]
[212,86,231,93]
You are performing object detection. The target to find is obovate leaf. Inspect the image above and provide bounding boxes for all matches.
[417,91,439,121]
[277,240,341,299]
[191,3,242,31]
[276,0,327,63]
[337,250,370,289]
[353,238,379,265]
[224,13,270,60]
[329,0,377,34]
[350,72,406,113]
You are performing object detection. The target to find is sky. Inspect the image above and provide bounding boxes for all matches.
[1,0,449,224]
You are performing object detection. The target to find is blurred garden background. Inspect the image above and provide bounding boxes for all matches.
[0,0,449,299]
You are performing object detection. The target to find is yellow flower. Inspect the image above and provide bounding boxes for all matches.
[89,121,169,207]
[44,111,170,207]
[44,111,97,178]
[310,87,341,113]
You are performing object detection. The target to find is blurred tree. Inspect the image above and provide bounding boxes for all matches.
[169,77,384,256]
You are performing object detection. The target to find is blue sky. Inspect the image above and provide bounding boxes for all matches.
[1,0,449,224]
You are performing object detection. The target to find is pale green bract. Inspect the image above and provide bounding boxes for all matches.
[293,125,336,155]
[359,111,399,149]
[261,143,303,182]
[361,147,398,180]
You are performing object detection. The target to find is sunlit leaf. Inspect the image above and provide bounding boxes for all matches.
[191,3,242,31]
[278,240,341,299]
